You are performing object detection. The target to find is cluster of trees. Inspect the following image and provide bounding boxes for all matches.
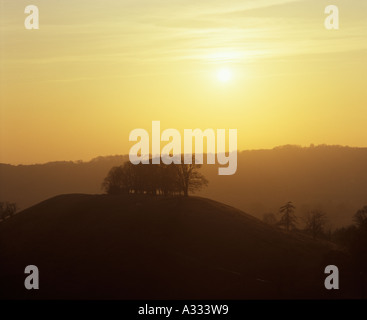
[263,201,328,239]
[102,159,208,197]
[262,202,367,277]
[332,206,367,271]
[263,200,367,269]
[0,202,17,221]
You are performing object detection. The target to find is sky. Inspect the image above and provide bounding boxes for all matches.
[0,0,366,164]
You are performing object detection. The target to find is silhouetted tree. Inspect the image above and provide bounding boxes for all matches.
[102,159,208,197]
[0,202,5,220]
[158,163,180,196]
[0,202,17,220]
[304,210,327,239]
[354,206,367,231]
[263,213,277,225]
[176,160,208,197]
[278,201,296,231]
[102,165,128,195]
[351,206,367,276]
[332,205,367,281]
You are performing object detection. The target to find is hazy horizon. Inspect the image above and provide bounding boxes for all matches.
[0,143,366,166]
[1,0,366,164]
[1,0,367,303]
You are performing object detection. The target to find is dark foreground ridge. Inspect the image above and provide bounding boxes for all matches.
[0,194,359,299]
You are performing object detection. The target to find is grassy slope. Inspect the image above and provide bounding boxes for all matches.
[0,194,358,299]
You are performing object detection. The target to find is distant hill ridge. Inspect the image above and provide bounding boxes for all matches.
[1,145,366,227]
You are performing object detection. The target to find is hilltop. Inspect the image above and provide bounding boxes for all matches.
[0,194,358,299]
[1,145,367,227]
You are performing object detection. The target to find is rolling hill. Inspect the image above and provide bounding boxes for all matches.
[1,145,366,228]
[0,194,360,299]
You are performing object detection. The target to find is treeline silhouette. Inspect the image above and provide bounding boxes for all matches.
[0,202,17,221]
[333,206,367,275]
[1,145,366,227]
[102,158,208,197]
[264,201,328,239]
[265,201,367,282]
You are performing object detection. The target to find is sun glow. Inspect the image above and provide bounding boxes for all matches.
[217,68,232,83]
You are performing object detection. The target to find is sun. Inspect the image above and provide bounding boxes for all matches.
[217,68,232,83]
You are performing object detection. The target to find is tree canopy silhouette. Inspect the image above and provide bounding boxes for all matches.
[0,202,17,220]
[333,206,367,278]
[303,210,327,239]
[354,205,367,231]
[278,201,296,231]
[263,213,277,225]
[102,159,208,197]
[176,161,208,197]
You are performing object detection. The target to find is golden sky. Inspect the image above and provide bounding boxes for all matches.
[0,0,366,164]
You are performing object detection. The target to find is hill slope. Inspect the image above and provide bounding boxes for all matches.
[0,194,359,299]
[1,146,366,227]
